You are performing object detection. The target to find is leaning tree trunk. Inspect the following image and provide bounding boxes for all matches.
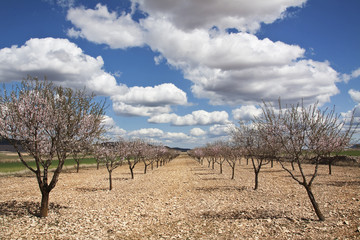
[219,163,223,174]
[231,166,235,180]
[129,166,134,179]
[304,185,325,221]
[144,164,148,174]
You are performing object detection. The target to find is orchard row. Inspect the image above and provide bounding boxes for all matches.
[189,100,356,221]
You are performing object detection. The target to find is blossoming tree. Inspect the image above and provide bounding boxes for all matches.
[257,101,356,221]
[95,142,124,190]
[0,78,105,217]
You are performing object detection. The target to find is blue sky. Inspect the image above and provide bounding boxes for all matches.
[1,0,359,148]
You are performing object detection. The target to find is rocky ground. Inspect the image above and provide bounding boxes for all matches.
[0,153,359,239]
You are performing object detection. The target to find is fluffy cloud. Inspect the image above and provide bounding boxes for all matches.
[352,68,360,79]
[143,18,340,106]
[163,132,191,141]
[128,128,165,137]
[101,115,127,138]
[143,18,304,70]
[0,37,126,96]
[66,3,340,107]
[67,4,145,49]
[349,89,360,103]
[127,128,191,142]
[0,37,189,117]
[232,105,263,121]
[148,110,229,126]
[112,102,172,117]
[132,0,306,32]
[111,83,188,116]
[340,67,360,83]
[209,124,235,137]
[190,128,206,136]
[112,83,187,107]
[344,90,360,127]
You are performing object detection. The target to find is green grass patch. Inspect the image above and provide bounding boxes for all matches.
[0,158,97,173]
[336,149,360,156]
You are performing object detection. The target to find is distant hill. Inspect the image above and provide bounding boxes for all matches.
[166,146,191,152]
[0,139,24,152]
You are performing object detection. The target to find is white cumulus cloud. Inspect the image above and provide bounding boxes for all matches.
[232,105,263,121]
[67,4,145,49]
[128,128,165,137]
[101,115,127,138]
[0,37,189,117]
[349,89,360,103]
[111,83,188,116]
[190,128,207,136]
[112,83,187,107]
[143,18,340,106]
[148,110,230,126]
[66,2,341,107]
[132,0,306,32]
[209,123,235,137]
[0,37,126,96]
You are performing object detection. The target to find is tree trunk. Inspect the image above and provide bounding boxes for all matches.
[304,185,325,221]
[144,164,147,174]
[328,161,332,175]
[97,162,99,170]
[108,170,113,190]
[231,166,235,180]
[130,167,134,179]
[220,163,223,174]
[40,190,50,217]
[212,159,215,169]
[271,159,273,168]
[291,161,295,171]
[254,170,259,190]
[76,161,80,173]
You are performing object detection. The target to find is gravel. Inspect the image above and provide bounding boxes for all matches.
[1,153,359,239]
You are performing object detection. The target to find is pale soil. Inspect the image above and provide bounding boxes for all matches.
[0,151,30,163]
[0,154,359,239]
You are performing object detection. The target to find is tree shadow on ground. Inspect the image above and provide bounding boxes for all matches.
[200,209,296,221]
[261,169,284,173]
[200,177,226,181]
[76,187,108,192]
[194,172,216,176]
[321,180,360,187]
[190,167,209,171]
[0,200,67,217]
[195,186,248,192]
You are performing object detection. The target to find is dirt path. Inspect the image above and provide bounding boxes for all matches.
[1,154,359,239]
